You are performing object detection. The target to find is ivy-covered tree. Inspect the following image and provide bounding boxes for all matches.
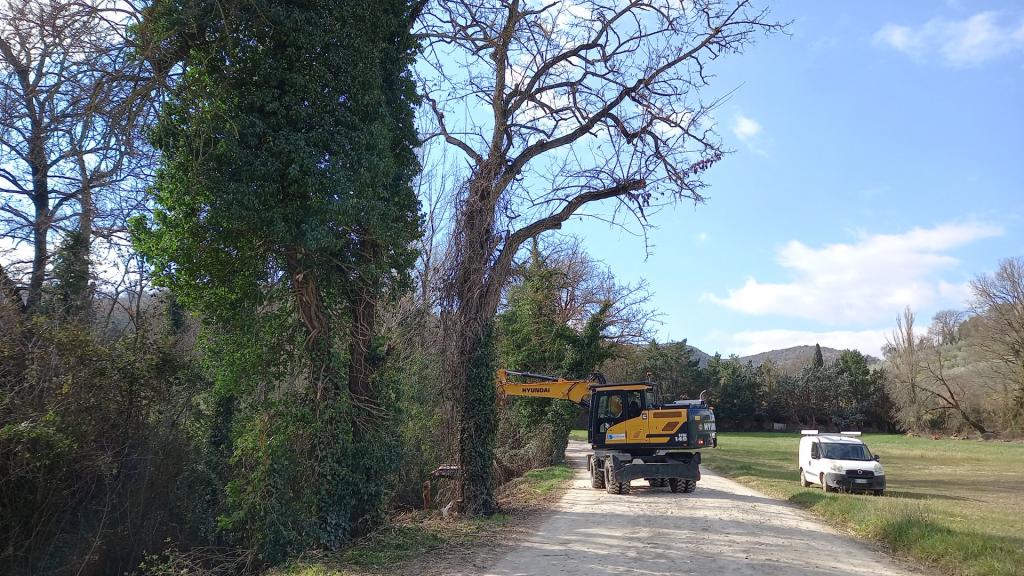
[133,0,422,560]
[496,243,614,469]
[419,0,782,514]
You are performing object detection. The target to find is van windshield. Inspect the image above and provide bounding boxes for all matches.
[820,442,872,461]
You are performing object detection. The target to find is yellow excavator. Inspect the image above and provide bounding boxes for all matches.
[496,369,717,494]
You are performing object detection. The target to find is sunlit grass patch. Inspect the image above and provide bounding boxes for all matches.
[337,525,446,567]
[521,464,574,494]
[703,432,1024,576]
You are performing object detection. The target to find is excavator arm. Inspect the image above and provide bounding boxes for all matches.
[495,369,597,406]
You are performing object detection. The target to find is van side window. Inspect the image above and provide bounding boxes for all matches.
[810,442,819,459]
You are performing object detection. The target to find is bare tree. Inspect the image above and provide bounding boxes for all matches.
[886,306,989,434]
[929,309,965,346]
[417,0,782,512]
[0,0,157,312]
[969,256,1024,431]
[917,341,988,434]
[885,306,923,431]
[534,236,657,343]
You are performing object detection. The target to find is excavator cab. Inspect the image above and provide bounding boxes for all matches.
[588,383,717,452]
[590,388,653,443]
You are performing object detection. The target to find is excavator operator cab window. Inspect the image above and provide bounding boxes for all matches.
[594,390,648,435]
[597,395,623,422]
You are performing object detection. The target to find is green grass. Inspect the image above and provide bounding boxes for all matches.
[273,521,448,575]
[702,433,1024,576]
[274,464,572,575]
[336,525,446,568]
[568,428,587,441]
[276,515,516,575]
[521,464,574,494]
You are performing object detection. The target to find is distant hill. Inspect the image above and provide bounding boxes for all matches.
[737,345,843,372]
[685,344,714,368]
[684,343,879,373]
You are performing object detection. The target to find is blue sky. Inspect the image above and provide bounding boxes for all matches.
[563,1,1024,358]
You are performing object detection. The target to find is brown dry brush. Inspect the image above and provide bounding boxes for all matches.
[0,296,221,576]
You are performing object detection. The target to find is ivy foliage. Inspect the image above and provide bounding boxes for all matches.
[496,245,614,469]
[135,0,421,326]
[132,0,422,562]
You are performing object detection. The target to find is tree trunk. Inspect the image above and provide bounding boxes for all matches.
[961,412,988,435]
[453,320,497,515]
[75,181,94,312]
[22,103,49,310]
[348,282,377,437]
[285,248,334,399]
[443,167,506,514]
[28,201,48,310]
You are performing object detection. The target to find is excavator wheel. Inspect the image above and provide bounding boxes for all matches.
[605,466,630,494]
[591,461,606,489]
[669,478,695,493]
[647,478,667,488]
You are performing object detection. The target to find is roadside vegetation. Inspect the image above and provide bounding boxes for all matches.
[3,0,1023,574]
[270,464,573,576]
[702,433,1024,576]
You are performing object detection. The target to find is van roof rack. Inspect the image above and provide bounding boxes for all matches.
[800,429,819,435]
[840,431,862,436]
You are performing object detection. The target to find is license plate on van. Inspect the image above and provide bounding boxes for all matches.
[855,479,869,484]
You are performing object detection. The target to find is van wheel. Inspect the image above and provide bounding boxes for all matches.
[820,473,830,493]
[873,489,884,496]
[799,468,810,487]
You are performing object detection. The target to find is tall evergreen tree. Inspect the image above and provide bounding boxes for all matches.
[134,0,422,559]
[639,340,704,401]
[813,343,825,368]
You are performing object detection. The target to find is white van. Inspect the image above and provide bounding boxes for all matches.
[798,431,885,495]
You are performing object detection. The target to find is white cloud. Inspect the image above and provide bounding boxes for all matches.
[725,329,892,358]
[731,115,762,142]
[874,12,1024,66]
[704,222,1002,325]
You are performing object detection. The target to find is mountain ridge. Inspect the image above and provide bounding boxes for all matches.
[685,343,879,372]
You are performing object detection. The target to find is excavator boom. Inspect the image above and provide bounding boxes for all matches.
[495,369,595,405]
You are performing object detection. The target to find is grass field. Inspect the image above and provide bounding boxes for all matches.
[701,433,1024,576]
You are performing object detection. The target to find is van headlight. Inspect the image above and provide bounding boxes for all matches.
[874,465,885,476]
[829,464,845,473]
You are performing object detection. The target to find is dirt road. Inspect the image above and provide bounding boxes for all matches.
[481,441,920,576]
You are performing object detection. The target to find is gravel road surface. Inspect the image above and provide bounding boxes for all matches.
[481,441,921,576]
